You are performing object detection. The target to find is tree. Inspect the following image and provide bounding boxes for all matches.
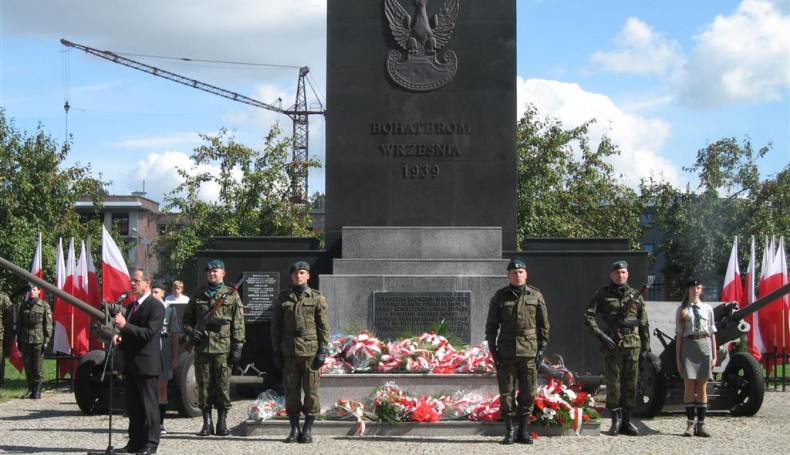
[640,137,773,299]
[0,109,107,292]
[157,124,320,287]
[516,104,644,249]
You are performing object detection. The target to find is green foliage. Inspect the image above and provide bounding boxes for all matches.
[157,125,320,288]
[515,104,644,249]
[639,137,775,299]
[0,109,107,292]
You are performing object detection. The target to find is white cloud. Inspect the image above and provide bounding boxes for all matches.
[113,132,201,149]
[680,0,790,108]
[589,17,685,78]
[517,77,682,187]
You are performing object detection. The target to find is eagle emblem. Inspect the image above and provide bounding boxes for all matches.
[384,0,460,91]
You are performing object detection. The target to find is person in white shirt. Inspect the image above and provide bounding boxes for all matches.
[674,279,717,438]
[164,280,190,304]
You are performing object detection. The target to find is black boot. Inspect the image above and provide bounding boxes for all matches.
[22,377,33,398]
[198,407,214,436]
[515,415,532,444]
[619,409,639,436]
[501,418,515,444]
[31,382,42,399]
[216,408,229,436]
[608,409,622,436]
[159,404,167,434]
[284,415,301,443]
[298,415,315,443]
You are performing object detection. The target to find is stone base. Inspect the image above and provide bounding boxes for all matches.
[245,419,601,437]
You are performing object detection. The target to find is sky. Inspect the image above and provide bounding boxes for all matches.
[1,0,788,206]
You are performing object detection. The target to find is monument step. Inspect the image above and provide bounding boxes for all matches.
[341,227,503,260]
[332,259,507,275]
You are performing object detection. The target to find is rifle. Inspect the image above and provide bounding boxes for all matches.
[184,275,246,352]
[599,284,649,354]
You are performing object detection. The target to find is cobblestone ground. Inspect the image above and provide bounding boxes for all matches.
[1,388,789,454]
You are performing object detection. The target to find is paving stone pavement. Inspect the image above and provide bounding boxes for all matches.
[1,388,789,454]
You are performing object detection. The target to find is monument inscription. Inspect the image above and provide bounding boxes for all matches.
[242,271,279,323]
[373,291,471,343]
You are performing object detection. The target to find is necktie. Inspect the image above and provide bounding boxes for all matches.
[691,304,701,332]
[129,302,140,318]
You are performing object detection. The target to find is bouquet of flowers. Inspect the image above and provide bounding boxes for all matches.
[248,390,286,422]
[532,378,600,434]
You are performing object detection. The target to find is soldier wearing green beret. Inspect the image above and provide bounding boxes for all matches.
[486,259,550,445]
[0,290,13,388]
[583,260,650,436]
[271,261,330,444]
[17,285,52,399]
[183,259,245,437]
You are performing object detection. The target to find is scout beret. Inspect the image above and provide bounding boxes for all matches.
[205,259,225,271]
[610,260,628,271]
[151,280,166,291]
[507,258,526,270]
[684,279,703,287]
[289,261,310,273]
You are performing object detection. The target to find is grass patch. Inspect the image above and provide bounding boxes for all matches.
[0,358,61,404]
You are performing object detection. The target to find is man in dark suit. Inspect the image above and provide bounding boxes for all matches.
[112,269,165,455]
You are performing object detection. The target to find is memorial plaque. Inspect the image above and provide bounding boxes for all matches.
[373,291,471,343]
[242,272,279,323]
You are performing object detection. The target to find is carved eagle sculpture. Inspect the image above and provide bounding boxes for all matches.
[385,0,459,55]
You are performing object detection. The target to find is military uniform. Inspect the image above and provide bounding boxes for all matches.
[271,286,329,417]
[0,291,12,387]
[17,295,53,398]
[182,283,245,417]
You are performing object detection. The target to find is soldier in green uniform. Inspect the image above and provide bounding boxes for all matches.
[583,260,650,436]
[485,259,550,445]
[182,259,245,437]
[271,261,330,444]
[0,290,13,388]
[17,285,52,399]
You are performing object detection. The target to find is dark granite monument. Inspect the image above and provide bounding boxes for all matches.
[325,0,517,253]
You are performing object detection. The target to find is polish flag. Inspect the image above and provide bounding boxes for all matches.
[102,225,133,305]
[71,241,92,356]
[86,236,103,349]
[758,237,788,355]
[52,238,75,356]
[740,236,764,360]
[721,237,742,304]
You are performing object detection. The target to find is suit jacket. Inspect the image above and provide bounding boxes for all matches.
[120,294,165,376]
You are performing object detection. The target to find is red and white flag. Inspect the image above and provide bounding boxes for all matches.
[85,237,101,309]
[740,236,764,360]
[758,237,788,354]
[102,225,133,305]
[52,238,74,355]
[721,236,742,304]
[71,241,92,356]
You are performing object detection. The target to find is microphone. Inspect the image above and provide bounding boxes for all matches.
[115,291,130,304]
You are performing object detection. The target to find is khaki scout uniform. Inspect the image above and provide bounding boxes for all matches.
[18,297,53,392]
[182,284,245,410]
[583,283,649,411]
[271,286,329,416]
[0,292,12,386]
[485,284,550,418]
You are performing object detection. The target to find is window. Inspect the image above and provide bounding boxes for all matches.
[112,213,129,236]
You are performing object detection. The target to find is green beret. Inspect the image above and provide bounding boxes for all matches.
[507,259,526,270]
[205,259,225,271]
[610,260,628,271]
[289,261,310,273]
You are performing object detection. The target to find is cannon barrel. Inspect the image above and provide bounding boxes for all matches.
[729,282,790,322]
[0,255,104,320]
[714,282,790,346]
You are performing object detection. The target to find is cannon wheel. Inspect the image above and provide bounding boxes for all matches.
[634,352,666,418]
[172,350,200,417]
[74,350,108,415]
[723,352,765,416]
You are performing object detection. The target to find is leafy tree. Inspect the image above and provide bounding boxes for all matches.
[516,104,644,249]
[157,125,320,287]
[640,137,772,299]
[0,109,107,292]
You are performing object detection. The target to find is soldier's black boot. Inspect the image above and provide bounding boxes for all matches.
[216,408,229,436]
[619,409,639,436]
[501,418,515,444]
[298,415,315,443]
[31,381,42,399]
[284,415,301,443]
[608,409,622,436]
[198,407,214,436]
[22,377,33,398]
[515,415,532,444]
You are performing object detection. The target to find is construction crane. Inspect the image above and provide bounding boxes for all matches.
[60,38,324,203]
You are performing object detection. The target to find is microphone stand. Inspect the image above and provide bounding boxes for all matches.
[88,335,119,455]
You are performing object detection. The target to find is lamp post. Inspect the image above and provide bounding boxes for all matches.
[130,227,150,271]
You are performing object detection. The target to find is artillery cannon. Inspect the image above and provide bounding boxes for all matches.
[0,256,263,417]
[635,282,790,417]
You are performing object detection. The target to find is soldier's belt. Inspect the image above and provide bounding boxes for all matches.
[619,327,634,335]
[514,329,536,336]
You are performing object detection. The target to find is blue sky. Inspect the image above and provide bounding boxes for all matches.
[1,0,787,205]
